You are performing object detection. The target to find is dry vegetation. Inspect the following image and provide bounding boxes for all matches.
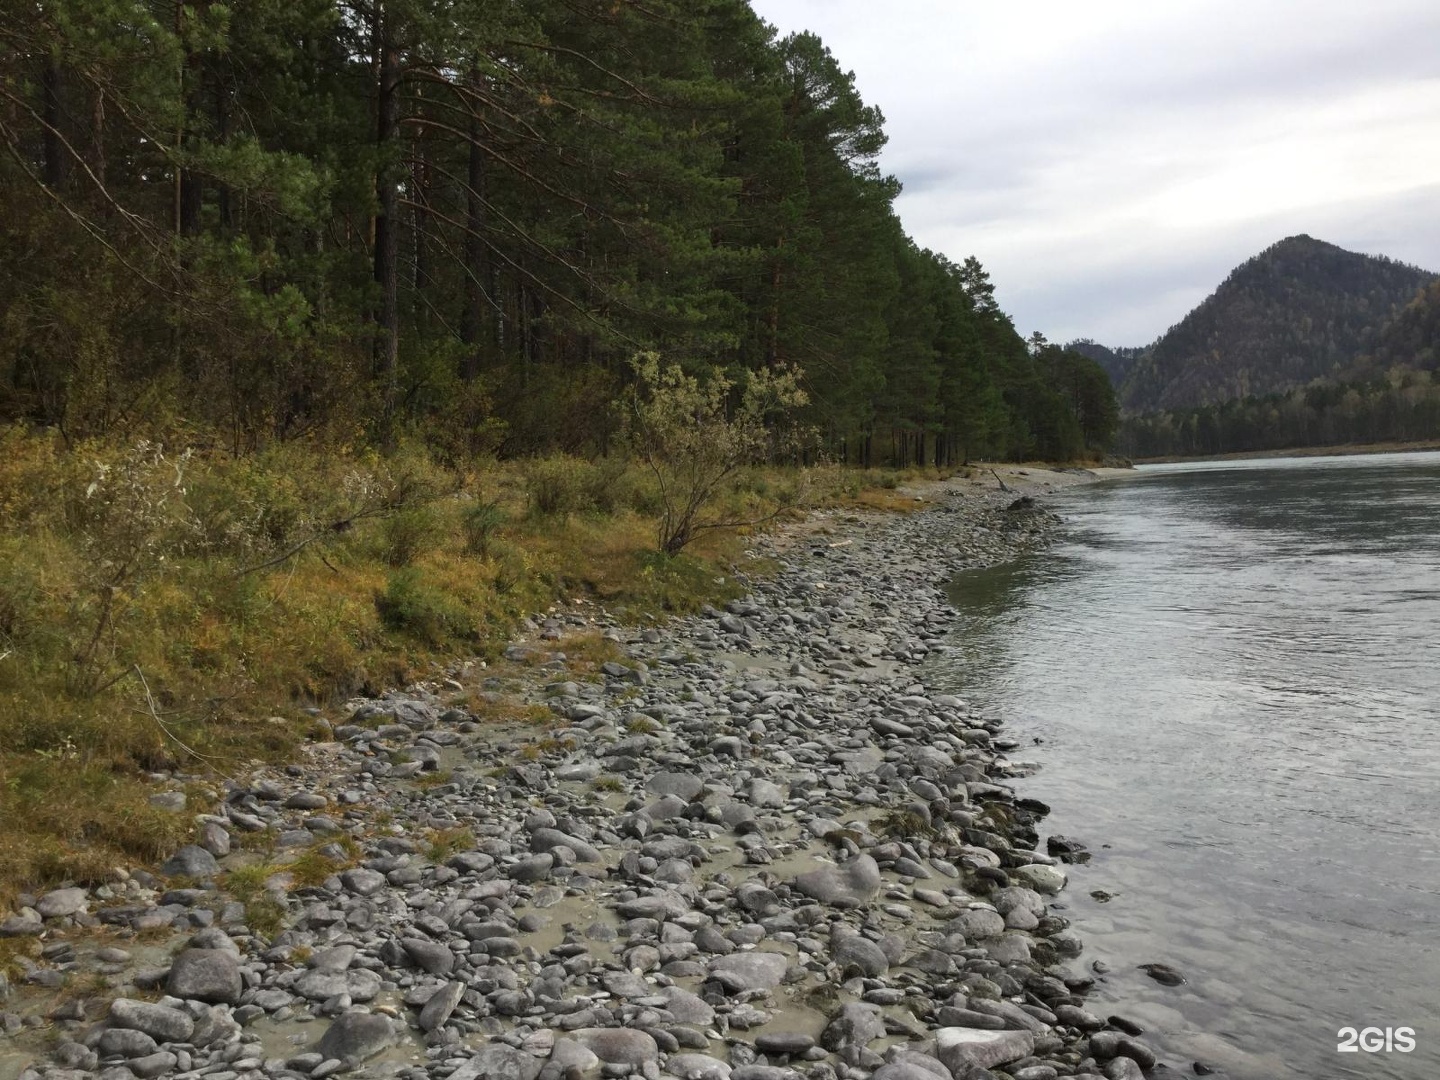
[0,424,964,898]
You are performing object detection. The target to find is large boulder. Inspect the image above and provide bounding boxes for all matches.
[935,1027,1035,1073]
[791,854,881,907]
[166,949,241,1004]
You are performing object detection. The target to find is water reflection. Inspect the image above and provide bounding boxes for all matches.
[928,452,1440,1080]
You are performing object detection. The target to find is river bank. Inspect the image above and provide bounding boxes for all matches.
[1,464,1186,1080]
[1134,437,1440,464]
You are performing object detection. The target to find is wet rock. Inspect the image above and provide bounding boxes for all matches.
[315,1011,395,1066]
[934,1027,1035,1073]
[753,1033,815,1055]
[1138,962,1186,986]
[708,952,789,992]
[1009,862,1067,894]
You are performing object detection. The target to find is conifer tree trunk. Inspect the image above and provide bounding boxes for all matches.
[41,58,65,189]
[373,5,401,412]
[460,70,488,380]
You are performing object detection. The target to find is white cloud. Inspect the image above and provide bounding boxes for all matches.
[748,0,1440,344]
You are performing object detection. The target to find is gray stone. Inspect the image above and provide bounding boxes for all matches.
[36,888,88,919]
[881,1050,949,1079]
[108,999,195,1043]
[575,1027,659,1065]
[96,1028,159,1058]
[820,1003,886,1050]
[1103,1059,1145,1080]
[295,968,382,1002]
[0,913,42,937]
[530,828,602,863]
[791,854,881,906]
[402,937,455,975]
[510,854,555,882]
[161,845,220,879]
[660,986,715,1026]
[166,949,241,1004]
[951,907,1005,941]
[340,869,387,896]
[318,1013,397,1065]
[831,930,889,977]
[1009,863,1066,894]
[708,951,789,992]
[448,1042,544,1080]
[752,1033,814,1055]
[646,771,703,801]
[668,1054,731,1080]
[418,981,466,1032]
[934,1027,1035,1073]
[199,822,231,857]
[315,1011,394,1065]
[128,1052,179,1079]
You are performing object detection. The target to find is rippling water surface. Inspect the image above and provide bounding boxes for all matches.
[928,452,1440,1080]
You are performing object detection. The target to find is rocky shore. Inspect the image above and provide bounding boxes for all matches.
[1,466,1190,1080]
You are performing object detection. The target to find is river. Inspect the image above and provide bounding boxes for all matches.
[930,451,1440,1080]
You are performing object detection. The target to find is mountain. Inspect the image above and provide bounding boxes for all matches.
[1066,339,1145,388]
[1119,235,1436,412]
[1350,279,1440,378]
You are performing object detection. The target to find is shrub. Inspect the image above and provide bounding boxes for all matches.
[374,569,475,645]
[461,498,507,559]
[380,506,442,567]
[624,354,810,554]
[525,455,595,517]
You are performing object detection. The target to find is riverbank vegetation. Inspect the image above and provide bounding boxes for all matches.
[0,420,984,895]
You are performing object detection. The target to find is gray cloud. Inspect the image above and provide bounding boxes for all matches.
[749,0,1440,345]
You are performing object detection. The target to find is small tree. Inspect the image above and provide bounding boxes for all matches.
[625,354,808,555]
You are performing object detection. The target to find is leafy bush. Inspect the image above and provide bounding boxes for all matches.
[624,354,810,554]
[461,499,507,559]
[525,455,597,517]
[380,506,442,567]
[374,569,475,645]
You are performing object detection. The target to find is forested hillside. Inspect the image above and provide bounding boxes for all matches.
[0,0,1115,464]
[1119,235,1435,413]
[1067,339,1144,390]
[1120,284,1440,458]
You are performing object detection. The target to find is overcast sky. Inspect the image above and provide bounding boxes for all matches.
[746,0,1440,347]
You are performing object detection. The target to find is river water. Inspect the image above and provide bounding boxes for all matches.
[930,452,1440,1080]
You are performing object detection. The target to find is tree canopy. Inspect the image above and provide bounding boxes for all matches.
[1,0,1114,463]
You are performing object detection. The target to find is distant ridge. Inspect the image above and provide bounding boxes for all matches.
[1115,235,1436,412]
